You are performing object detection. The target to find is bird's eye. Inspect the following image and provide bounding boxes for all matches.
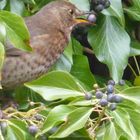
[68,9,74,15]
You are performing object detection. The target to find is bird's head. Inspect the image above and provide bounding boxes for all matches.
[36,0,94,40]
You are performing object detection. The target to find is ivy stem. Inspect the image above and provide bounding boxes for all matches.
[128,63,137,77]
[92,107,106,131]
[133,56,140,75]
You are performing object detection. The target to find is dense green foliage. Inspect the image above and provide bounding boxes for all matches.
[0,0,140,139]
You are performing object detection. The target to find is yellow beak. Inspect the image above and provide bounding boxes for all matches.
[75,18,96,25]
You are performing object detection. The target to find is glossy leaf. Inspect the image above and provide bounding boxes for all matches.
[10,0,25,15]
[88,16,130,82]
[0,11,31,51]
[71,55,96,90]
[130,40,140,56]
[26,71,85,101]
[124,0,140,21]
[112,108,138,140]
[120,86,140,106]
[134,76,140,86]
[0,0,7,10]
[0,42,4,88]
[69,0,90,11]
[7,119,28,140]
[103,122,118,140]
[103,0,125,26]
[0,23,6,43]
[0,42,4,70]
[38,105,75,136]
[50,107,93,138]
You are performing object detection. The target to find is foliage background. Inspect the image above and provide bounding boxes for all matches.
[0,0,140,140]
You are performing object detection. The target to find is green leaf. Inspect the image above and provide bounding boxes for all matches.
[0,42,5,88]
[26,71,85,101]
[88,16,130,82]
[125,108,140,134]
[69,97,97,106]
[54,41,73,72]
[69,0,90,11]
[124,8,140,21]
[71,37,83,55]
[134,76,140,86]
[0,42,4,70]
[103,122,118,140]
[120,86,140,106]
[71,55,96,89]
[130,40,140,56]
[103,0,125,26]
[10,0,25,16]
[0,0,7,10]
[124,0,140,21]
[0,11,31,51]
[7,119,28,140]
[112,108,138,140]
[50,107,93,138]
[0,23,6,43]
[38,105,76,136]
[0,129,4,140]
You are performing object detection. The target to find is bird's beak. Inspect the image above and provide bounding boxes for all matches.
[75,11,96,25]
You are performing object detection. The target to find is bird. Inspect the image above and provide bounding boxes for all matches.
[1,0,92,89]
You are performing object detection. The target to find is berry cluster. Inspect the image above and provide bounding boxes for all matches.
[85,79,125,111]
[90,0,111,12]
[95,80,124,111]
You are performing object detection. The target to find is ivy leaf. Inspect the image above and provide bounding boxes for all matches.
[0,42,5,89]
[112,108,138,140]
[10,0,25,16]
[130,40,140,56]
[26,71,85,101]
[7,119,30,140]
[120,87,140,106]
[0,11,31,51]
[0,0,7,10]
[124,0,140,21]
[50,107,93,138]
[71,55,96,90]
[88,16,130,82]
[103,0,125,26]
[103,122,118,140]
[38,105,76,136]
[69,0,90,11]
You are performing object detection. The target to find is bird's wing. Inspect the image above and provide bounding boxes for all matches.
[5,41,27,57]
[5,34,50,57]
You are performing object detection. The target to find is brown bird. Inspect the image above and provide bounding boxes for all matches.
[1,0,92,89]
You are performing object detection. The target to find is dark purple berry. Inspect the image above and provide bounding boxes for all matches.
[95,91,103,99]
[114,95,123,103]
[107,94,115,102]
[28,125,38,135]
[109,103,117,111]
[34,114,42,121]
[85,93,92,100]
[104,1,111,8]
[108,80,115,86]
[95,4,104,12]
[40,135,47,140]
[119,80,125,86]
[94,0,101,5]
[99,99,108,107]
[87,14,97,23]
[100,0,106,5]
[107,84,114,93]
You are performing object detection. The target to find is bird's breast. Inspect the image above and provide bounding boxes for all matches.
[2,31,68,89]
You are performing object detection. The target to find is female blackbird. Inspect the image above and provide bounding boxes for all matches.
[1,0,92,89]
